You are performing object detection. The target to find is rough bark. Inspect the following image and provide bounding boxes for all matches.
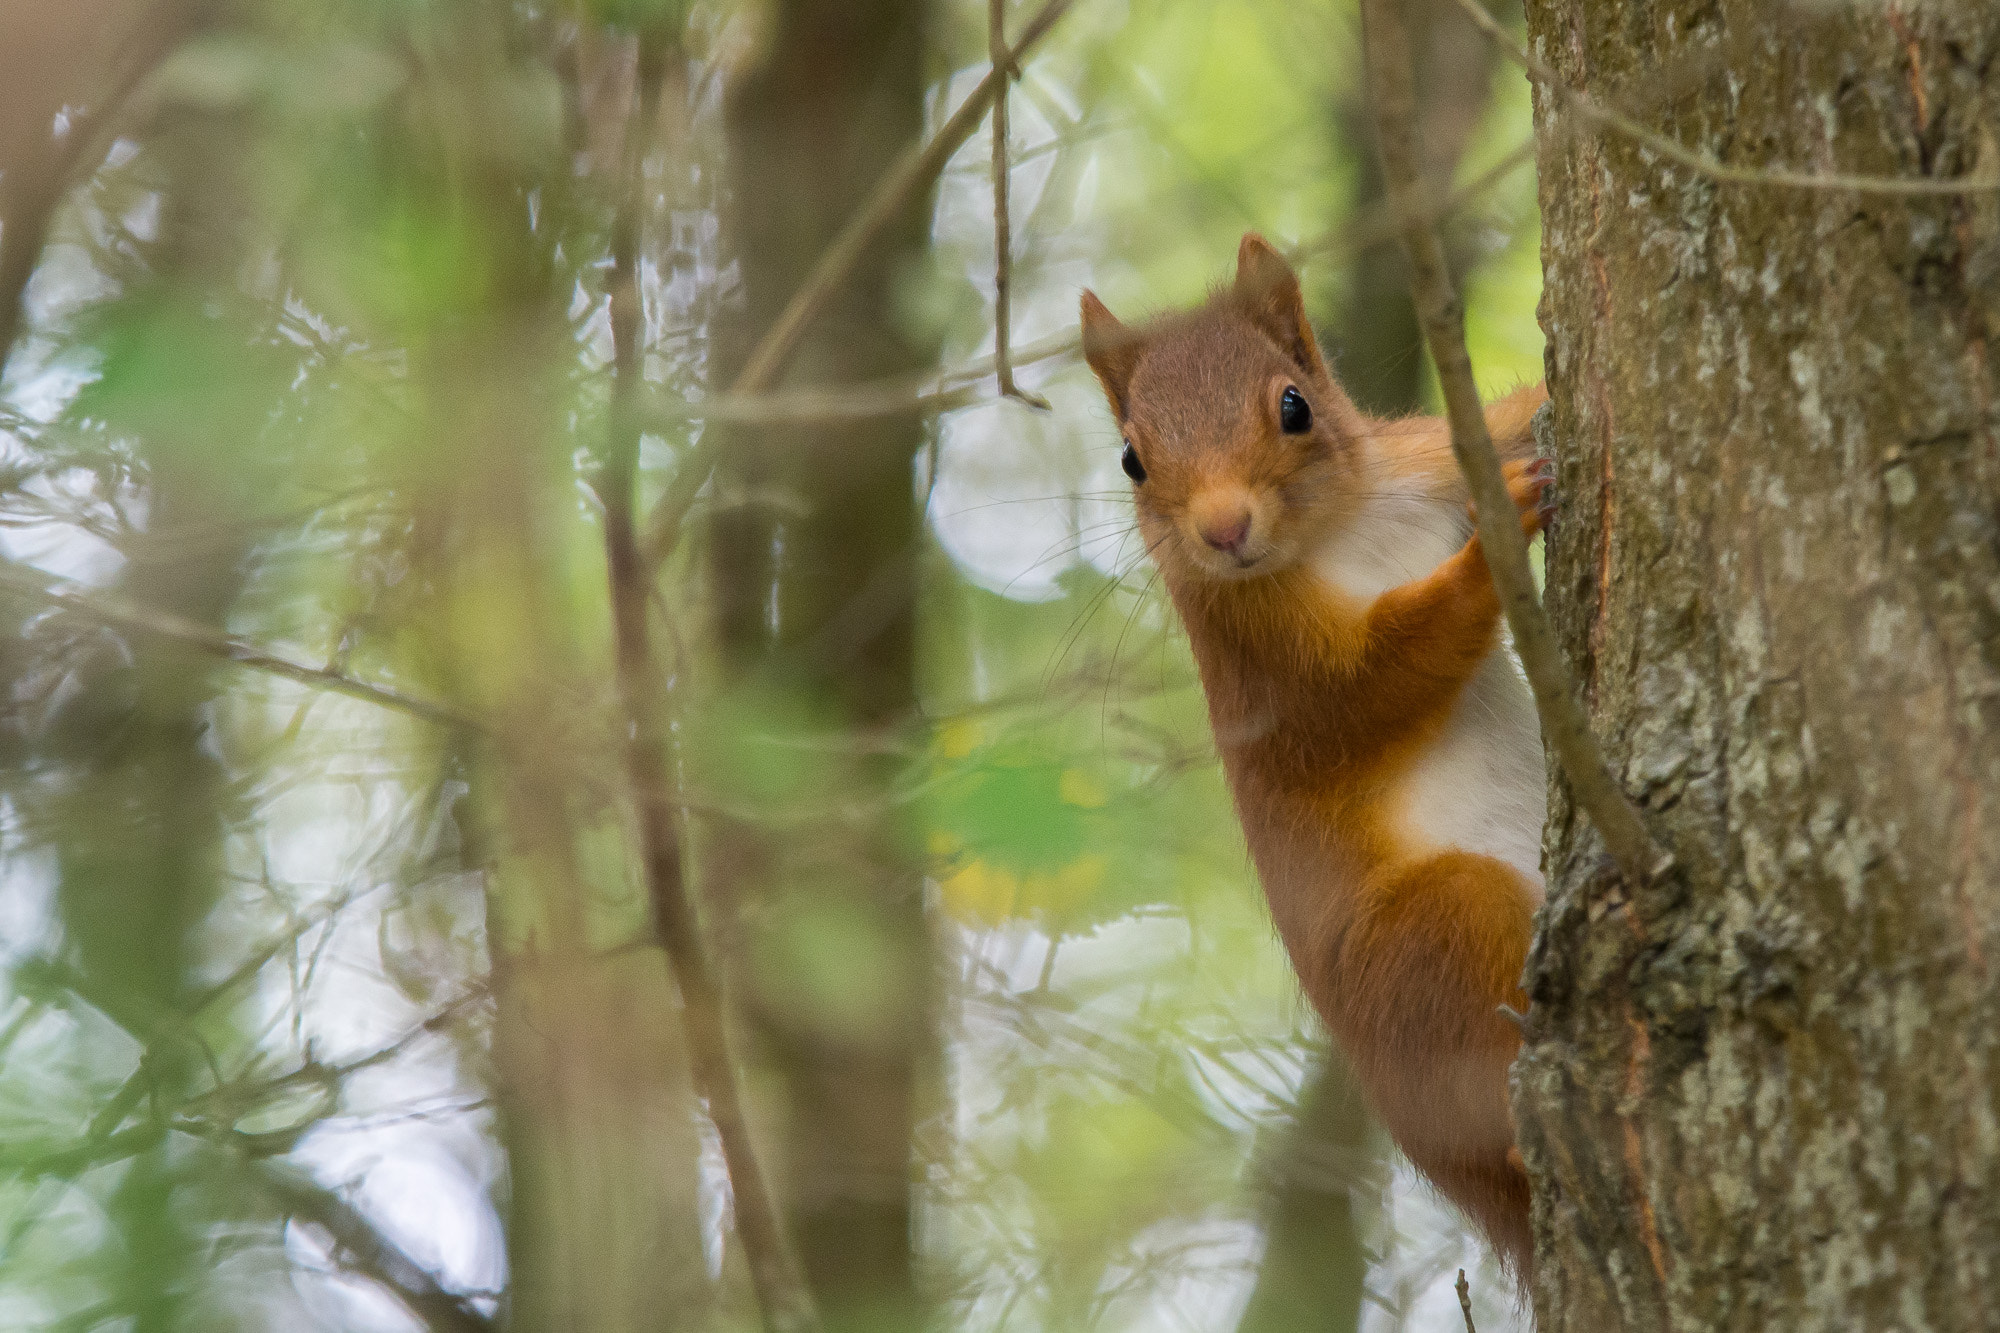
[1516,1,2000,1329]
[710,3,936,1329]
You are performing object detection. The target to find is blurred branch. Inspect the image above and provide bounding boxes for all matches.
[12,1121,166,1183]
[636,140,1532,438]
[596,34,821,1333]
[990,0,1049,409]
[725,0,1076,398]
[1447,0,2000,196]
[1457,1268,1478,1332]
[0,565,475,730]
[1361,0,1669,887]
[1287,137,1534,267]
[0,2,191,380]
[256,1163,495,1333]
[641,0,1079,566]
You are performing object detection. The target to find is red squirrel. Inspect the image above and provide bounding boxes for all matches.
[1081,234,1550,1274]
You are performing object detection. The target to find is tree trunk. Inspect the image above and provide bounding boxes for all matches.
[398,33,705,1328]
[710,3,935,1329]
[1516,1,2000,1328]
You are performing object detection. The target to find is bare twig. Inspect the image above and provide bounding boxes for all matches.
[1457,1268,1478,1333]
[1448,0,1999,197]
[635,137,1533,443]
[1286,137,1535,268]
[1361,0,1670,888]
[640,0,1078,566]
[727,0,1075,398]
[0,565,474,731]
[596,34,820,1333]
[258,1163,495,1333]
[990,0,1049,409]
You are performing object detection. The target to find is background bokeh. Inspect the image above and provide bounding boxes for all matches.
[0,0,1543,1328]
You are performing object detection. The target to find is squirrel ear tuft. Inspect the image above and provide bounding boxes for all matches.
[1080,290,1143,419]
[1233,233,1328,383]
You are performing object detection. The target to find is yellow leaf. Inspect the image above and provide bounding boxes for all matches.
[941,859,1018,925]
[936,718,983,759]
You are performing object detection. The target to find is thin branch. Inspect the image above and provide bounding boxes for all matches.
[1457,1268,1478,1333]
[1360,0,1670,888]
[0,564,473,731]
[640,0,1078,566]
[990,0,1048,409]
[634,139,1533,442]
[1286,137,1536,268]
[597,34,820,1333]
[1448,0,2000,197]
[257,1163,495,1333]
[727,0,1076,397]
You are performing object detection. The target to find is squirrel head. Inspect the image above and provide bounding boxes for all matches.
[1080,233,1367,584]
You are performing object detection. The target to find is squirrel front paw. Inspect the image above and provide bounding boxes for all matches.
[1468,458,1554,539]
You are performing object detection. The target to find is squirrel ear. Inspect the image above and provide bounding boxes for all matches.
[1080,290,1143,419]
[1233,233,1328,382]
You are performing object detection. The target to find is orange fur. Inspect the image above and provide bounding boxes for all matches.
[1082,235,1548,1277]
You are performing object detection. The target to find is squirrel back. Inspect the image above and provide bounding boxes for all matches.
[1081,234,1550,1281]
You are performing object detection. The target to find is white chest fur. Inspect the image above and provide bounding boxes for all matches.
[1308,486,1548,892]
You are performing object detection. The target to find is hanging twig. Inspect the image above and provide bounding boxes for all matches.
[726,0,1075,398]
[0,564,473,731]
[640,0,1079,567]
[595,32,821,1333]
[1360,0,1670,889]
[1456,1268,1479,1333]
[1447,0,1999,197]
[989,0,1048,409]
[257,1163,496,1333]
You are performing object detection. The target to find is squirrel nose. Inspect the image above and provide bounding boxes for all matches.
[1199,511,1252,554]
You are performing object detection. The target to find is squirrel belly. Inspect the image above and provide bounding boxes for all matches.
[1311,477,1548,889]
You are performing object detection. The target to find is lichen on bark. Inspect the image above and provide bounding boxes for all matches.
[1515,1,2000,1328]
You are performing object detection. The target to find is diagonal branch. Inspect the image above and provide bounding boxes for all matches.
[640,0,1078,567]
[1360,0,1670,888]
[257,1163,495,1333]
[1447,0,1999,198]
[595,32,821,1333]
[0,564,474,730]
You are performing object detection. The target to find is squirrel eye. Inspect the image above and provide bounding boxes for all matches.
[1121,440,1147,484]
[1279,386,1312,435]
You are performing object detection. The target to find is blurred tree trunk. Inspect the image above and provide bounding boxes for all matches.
[400,31,704,1331]
[1234,1056,1370,1333]
[1517,1,2000,1327]
[710,3,936,1329]
[1325,0,1500,415]
[38,81,255,1333]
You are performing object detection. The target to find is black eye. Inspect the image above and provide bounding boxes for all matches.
[1279,386,1312,434]
[1121,440,1147,484]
